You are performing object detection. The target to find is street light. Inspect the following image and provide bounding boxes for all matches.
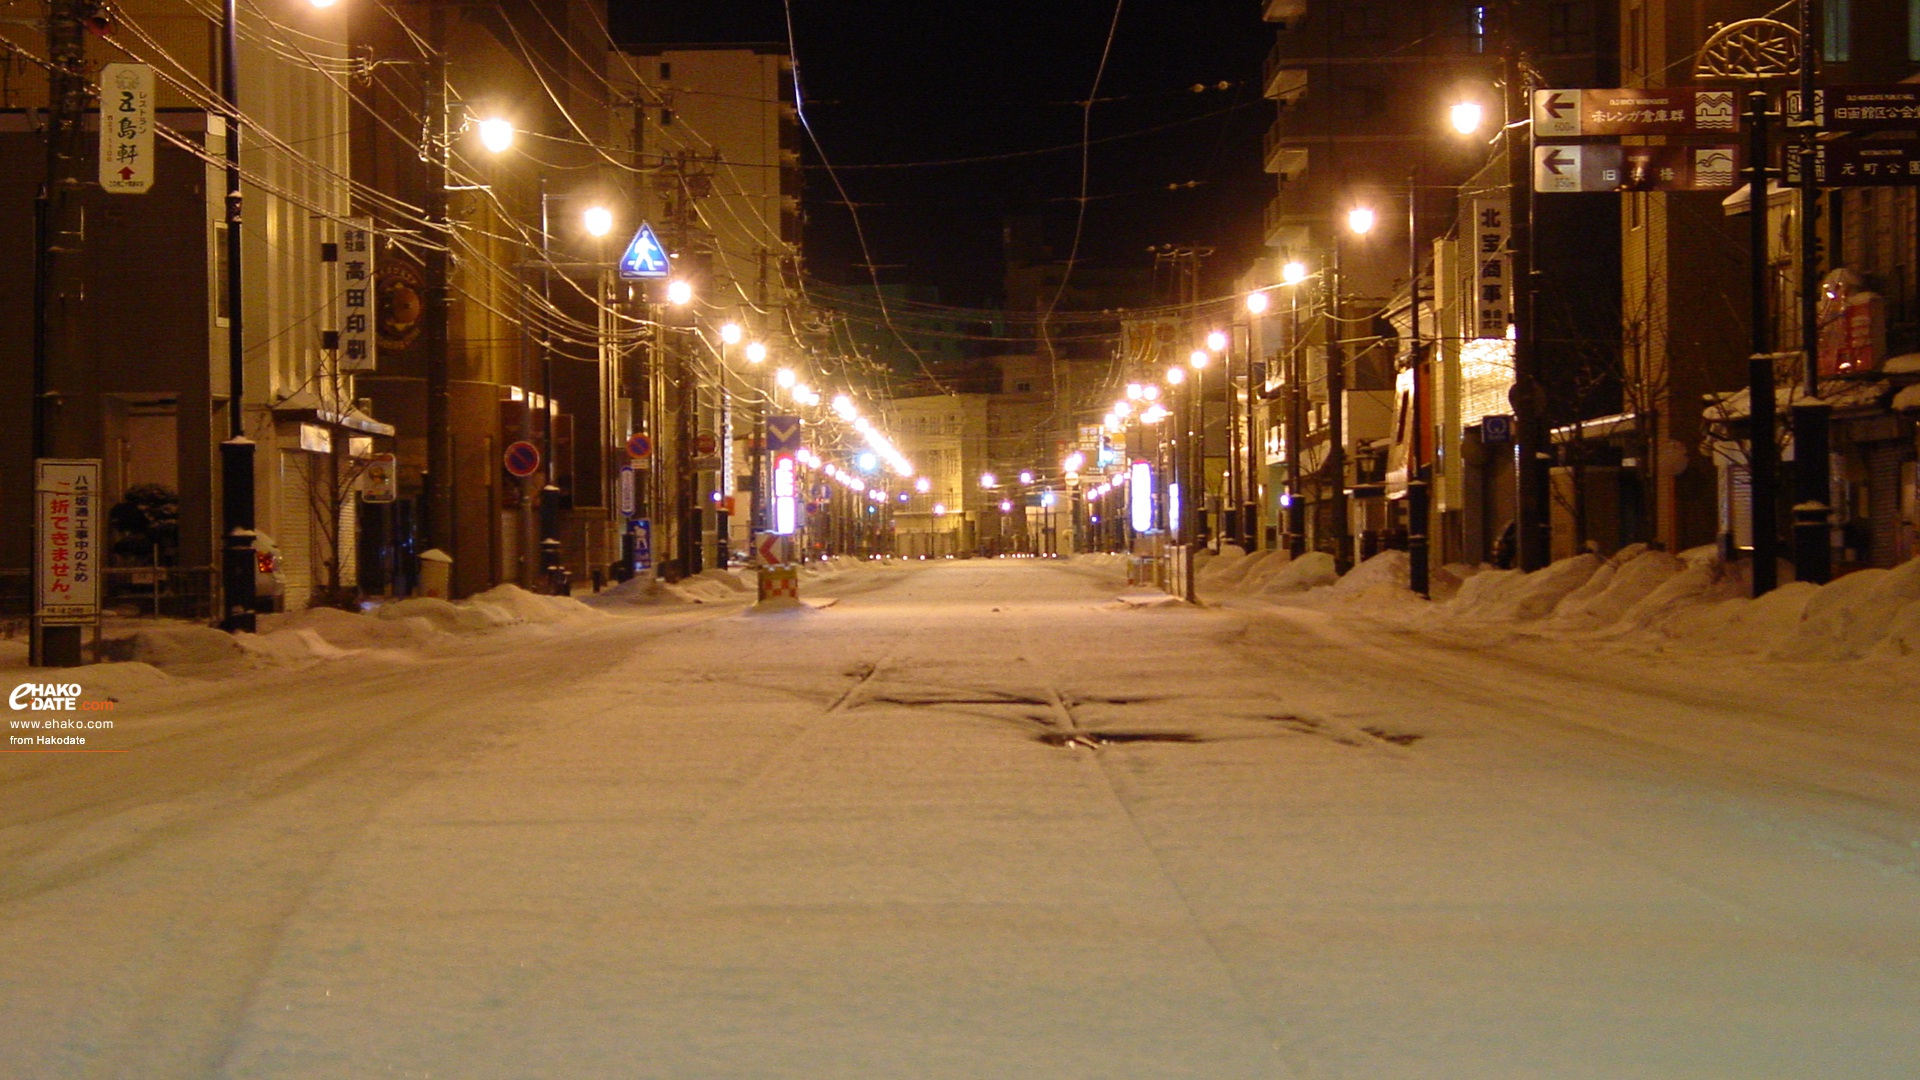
[1449,101,1484,136]
[477,116,515,154]
[582,204,612,238]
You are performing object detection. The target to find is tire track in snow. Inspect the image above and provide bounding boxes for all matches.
[1011,614,1309,1080]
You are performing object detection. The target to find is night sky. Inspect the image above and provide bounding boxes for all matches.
[608,0,1274,308]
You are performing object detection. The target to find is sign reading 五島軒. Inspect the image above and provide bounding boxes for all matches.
[36,460,101,624]
[99,63,154,194]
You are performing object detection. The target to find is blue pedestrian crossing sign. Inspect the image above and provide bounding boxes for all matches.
[618,222,670,280]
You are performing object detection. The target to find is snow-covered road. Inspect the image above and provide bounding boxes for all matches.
[4,558,1917,1078]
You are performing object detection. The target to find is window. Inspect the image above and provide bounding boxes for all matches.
[1341,5,1386,37]
[1446,3,1486,52]
[1547,2,1591,54]
[1911,0,1920,61]
[659,61,671,80]
[660,107,674,127]
[1345,85,1387,119]
[1826,0,1851,61]
[214,221,230,324]
[1626,3,1645,75]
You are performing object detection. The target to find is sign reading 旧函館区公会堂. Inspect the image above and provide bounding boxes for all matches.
[1786,85,1920,130]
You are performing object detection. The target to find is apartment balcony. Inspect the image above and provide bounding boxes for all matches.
[1263,41,1308,101]
[1264,194,1312,253]
[1263,0,1307,23]
[1263,122,1308,179]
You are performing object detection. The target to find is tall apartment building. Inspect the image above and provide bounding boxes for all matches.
[610,42,803,571]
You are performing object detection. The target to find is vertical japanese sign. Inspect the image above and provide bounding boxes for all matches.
[1471,197,1510,339]
[99,63,154,194]
[36,460,101,623]
[336,218,378,371]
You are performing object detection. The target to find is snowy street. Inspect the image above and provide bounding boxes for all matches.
[5,557,1919,1078]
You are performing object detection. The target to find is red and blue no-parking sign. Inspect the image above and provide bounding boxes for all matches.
[504,440,541,478]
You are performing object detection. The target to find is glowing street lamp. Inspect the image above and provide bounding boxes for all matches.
[719,322,743,345]
[1206,329,1227,353]
[582,205,613,238]
[1450,100,1485,135]
[1347,206,1376,236]
[1246,290,1270,315]
[477,116,515,154]
[1282,260,1308,285]
[666,279,694,306]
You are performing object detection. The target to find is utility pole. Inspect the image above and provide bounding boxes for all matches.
[422,0,453,573]
[31,0,90,665]
[1504,4,1550,571]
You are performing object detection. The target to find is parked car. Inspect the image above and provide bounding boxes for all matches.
[253,532,286,612]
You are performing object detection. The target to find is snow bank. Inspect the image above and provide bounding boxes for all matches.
[1660,581,1818,655]
[1195,545,1246,584]
[1448,554,1602,621]
[698,568,753,593]
[1548,546,1684,630]
[104,624,247,667]
[1207,548,1269,588]
[376,596,518,635]
[1257,551,1339,594]
[1330,549,1408,594]
[469,584,606,624]
[3,661,172,701]
[1780,557,1920,660]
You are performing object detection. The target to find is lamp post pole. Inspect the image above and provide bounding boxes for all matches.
[1406,174,1431,597]
[1745,89,1780,596]
[1286,280,1307,556]
[1791,0,1832,585]
[217,0,258,632]
[1327,240,1351,574]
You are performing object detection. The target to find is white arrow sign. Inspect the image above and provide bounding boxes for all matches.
[1533,89,1581,138]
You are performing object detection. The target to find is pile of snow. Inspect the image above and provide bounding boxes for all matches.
[1208,537,1920,662]
[104,624,248,667]
[1778,558,1920,660]
[376,596,519,635]
[1195,545,1246,584]
[1329,549,1408,595]
[2,660,173,702]
[467,584,605,624]
[1256,551,1339,594]
[1207,548,1268,587]
[1546,545,1679,630]
[699,568,753,593]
